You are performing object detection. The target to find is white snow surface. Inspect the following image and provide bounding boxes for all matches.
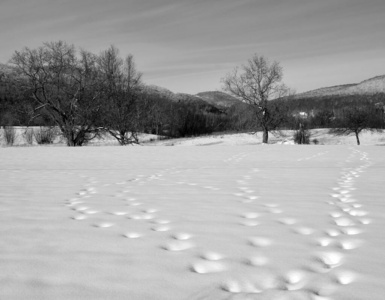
[1,145,385,300]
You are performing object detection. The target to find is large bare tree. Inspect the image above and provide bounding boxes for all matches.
[11,41,103,146]
[98,46,146,145]
[222,54,291,143]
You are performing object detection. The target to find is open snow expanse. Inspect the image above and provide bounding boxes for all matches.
[1,145,385,299]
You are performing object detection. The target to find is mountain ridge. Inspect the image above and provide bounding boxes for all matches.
[296,75,385,99]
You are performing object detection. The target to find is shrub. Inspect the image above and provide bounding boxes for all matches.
[3,126,16,146]
[24,128,34,145]
[33,127,57,144]
[293,128,310,144]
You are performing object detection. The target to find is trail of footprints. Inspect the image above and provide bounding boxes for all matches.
[67,169,180,238]
[65,149,371,300]
[216,149,371,299]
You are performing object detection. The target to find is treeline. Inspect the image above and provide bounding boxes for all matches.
[276,94,385,129]
[0,42,229,146]
[1,41,384,146]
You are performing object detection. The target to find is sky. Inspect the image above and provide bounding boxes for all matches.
[0,0,384,94]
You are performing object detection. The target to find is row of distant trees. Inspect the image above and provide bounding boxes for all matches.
[1,41,384,146]
[0,41,227,145]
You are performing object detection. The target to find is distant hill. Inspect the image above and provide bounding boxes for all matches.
[142,85,175,100]
[141,85,224,113]
[296,75,385,99]
[195,91,241,108]
[142,86,241,108]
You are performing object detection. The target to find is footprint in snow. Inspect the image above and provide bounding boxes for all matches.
[325,228,342,237]
[151,219,171,225]
[84,210,99,215]
[277,218,298,225]
[143,208,158,214]
[245,255,269,266]
[191,261,228,274]
[338,239,363,250]
[341,227,363,235]
[172,233,192,240]
[200,252,225,261]
[110,211,127,216]
[66,201,83,207]
[94,222,114,228]
[348,210,368,217]
[329,211,344,218]
[241,212,260,219]
[123,232,142,239]
[152,225,170,232]
[334,217,356,227]
[281,269,308,291]
[358,218,372,225]
[332,270,357,285]
[315,237,334,247]
[313,251,344,270]
[221,279,262,294]
[248,237,272,247]
[72,215,87,220]
[293,227,315,235]
[72,206,89,212]
[163,240,194,251]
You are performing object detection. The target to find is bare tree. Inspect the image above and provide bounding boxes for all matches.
[222,54,291,143]
[98,46,146,145]
[11,41,103,146]
[330,106,379,145]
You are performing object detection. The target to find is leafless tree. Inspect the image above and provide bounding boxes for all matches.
[11,41,103,146]
[98,46,146,145]
[330,106,379,145]
[222,54,291,143]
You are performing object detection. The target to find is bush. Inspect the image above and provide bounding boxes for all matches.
[3,126,16,146]
[293,128,310,144]
[24,128,34,145]
[33,127,57,144]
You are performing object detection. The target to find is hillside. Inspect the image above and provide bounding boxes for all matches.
[141,85,224,115]
[296,75,385,98]
[143,86,240,109]
[196,91,241,108]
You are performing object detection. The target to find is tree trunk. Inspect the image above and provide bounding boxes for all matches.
[64,129,84,146]
[66,138,76,146]
[64,130,76,146]
[355,131,360,145]
[262,128,268,144]
[299,123,304,144]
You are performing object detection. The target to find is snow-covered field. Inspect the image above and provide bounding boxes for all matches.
[1,144,385,300]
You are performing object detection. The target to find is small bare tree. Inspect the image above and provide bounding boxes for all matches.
[3,126,16,146]
[23,128,34,145]
[330,106,379,145]
[222,54,291,143]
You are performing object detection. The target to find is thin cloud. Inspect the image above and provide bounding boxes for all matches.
[1,0,385,94]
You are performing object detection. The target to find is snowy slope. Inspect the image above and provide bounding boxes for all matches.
[1,146,385,300]
[296,75,385,98]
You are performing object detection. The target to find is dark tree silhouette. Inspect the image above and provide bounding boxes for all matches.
[11,41,104,146]
[330,106,379,145]
[98,46,147,145]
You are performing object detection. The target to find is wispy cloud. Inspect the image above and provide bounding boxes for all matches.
[1,0,385,93]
